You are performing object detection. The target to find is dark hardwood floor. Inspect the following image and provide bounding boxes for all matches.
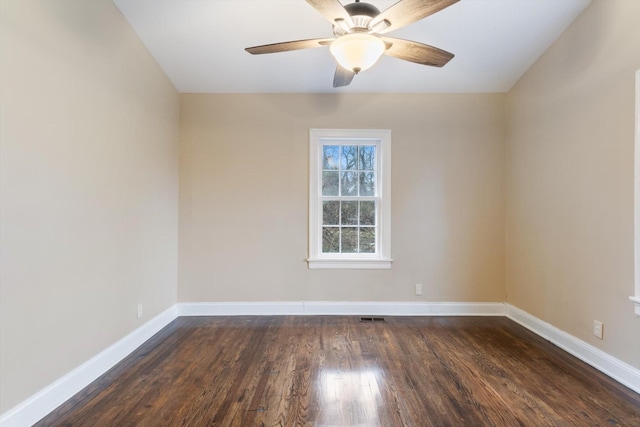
[37,316,640,426]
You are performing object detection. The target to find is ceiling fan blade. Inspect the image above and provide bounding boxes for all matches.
[305,0,354,28]
[382,37,454,67]
[245,38,334,55]
[370,0,459,34]
[333,65,355,87]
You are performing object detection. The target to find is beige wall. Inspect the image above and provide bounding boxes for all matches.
[179,94,506,303]
[506,0,640,368]
[0,0,179,413]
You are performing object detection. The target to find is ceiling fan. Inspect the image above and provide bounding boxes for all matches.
[245,0,459,88]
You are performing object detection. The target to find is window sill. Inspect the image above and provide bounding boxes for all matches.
[307,258,393,270]
[631,296,640,316]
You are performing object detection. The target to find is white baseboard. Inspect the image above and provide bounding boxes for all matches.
[179,301,304,316]
[506,304,640,394]
[0,305,178,427]
[177,301,507,316]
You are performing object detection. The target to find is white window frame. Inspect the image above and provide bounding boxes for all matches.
[631,69,640,315]
[308,129,392,269]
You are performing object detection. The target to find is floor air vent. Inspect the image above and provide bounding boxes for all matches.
[360,317,386,322]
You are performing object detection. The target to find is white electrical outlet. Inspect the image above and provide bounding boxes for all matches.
[137,303,143,319]
[593,320,603,339]
[415,283,423,296]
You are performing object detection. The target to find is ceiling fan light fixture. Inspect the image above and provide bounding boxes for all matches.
[329,33,385,74]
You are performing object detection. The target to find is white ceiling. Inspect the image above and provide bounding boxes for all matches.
[112,0,592,93]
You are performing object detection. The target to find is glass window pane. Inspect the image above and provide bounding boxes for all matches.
[323,145,339,170]
[360,201,375,225]
[340,171,358,196]
[360,227,375,253]
[359,171,375,196]
[341,145,358,170]
[359,145,376,170]
[322,171,339,196]
[341,201,358,225]
[322,227,340,253]
[323,201,340,225]
[342,227,358,253]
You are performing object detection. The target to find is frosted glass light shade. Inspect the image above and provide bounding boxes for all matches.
[330,33,385,74]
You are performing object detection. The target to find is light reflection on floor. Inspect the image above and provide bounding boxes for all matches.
[317,368,383,426]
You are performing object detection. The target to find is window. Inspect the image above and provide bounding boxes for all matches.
[308,129,391,269]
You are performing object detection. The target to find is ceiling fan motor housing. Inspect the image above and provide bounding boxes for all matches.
[345,1,380,19]
[334,1,381,35]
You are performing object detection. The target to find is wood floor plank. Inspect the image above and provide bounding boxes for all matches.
[36,316,640,426]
